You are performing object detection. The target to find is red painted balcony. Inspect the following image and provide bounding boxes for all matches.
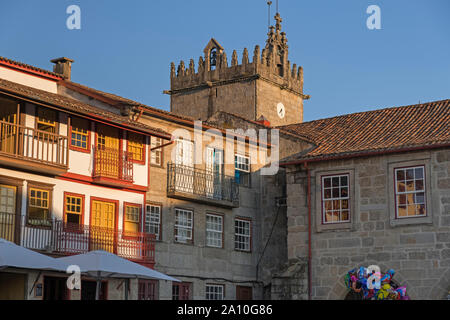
[0,213,155,268]
[92,146,134,187]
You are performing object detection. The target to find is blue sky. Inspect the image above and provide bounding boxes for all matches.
[1,0,449,122]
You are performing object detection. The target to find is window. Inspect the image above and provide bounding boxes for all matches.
[235,218,251,252]
[150,137,163,166]
[36,108,57,133]
[145,204,161,240]
[127,132,145,163]
[235,154,250,187]
[70,117,90,151]
[124,203,141,234]
[322,174,350,224]
[138,280,158,300]
[28,186,52,226]
[395,166,426,218]
[174,209,193,244]
[206,284,224,300]
[64,193,84,226]
[0,184,17,242]
[175,139,194,166]
[206,214,223,248]
[172,282,192,300]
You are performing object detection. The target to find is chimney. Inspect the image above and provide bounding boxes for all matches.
[50,57,74,80]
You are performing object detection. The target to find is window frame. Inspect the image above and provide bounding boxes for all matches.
[138,279,159,300]
[26,181,54,228]
[35,107,58,134]
[0,175,24,242]
[172,282,192,300]
[150,136,164,167]
[174,208,194,244]
[69,116,91,153]
[321,173,350,225]
[145,203,162,241]
[388,159,433,227]
[234,154,251,188]
[127,131,146,165]
[206,213,224,249]
[123,202,142,238]
[205,284,225,300]
[315,169,354,232]
[234,217,252,252]
[394,165,427,219]
[63,192,85,231]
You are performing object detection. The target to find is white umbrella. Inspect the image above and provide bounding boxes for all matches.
[0,238,67,272]
[57,250,179,300]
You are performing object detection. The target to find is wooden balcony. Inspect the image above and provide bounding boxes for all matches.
[93,146,134,187]
[0,213,155,268]
[167,163,239,208]
[0,120,69,175]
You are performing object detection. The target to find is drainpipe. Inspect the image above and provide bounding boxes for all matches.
[304,162,312,300]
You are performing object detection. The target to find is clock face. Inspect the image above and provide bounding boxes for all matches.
[277,102,285,119]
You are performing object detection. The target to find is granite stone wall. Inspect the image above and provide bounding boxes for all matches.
[283,149,450,300]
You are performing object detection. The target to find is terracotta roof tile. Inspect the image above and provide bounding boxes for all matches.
[0,78,171,139]
[0,56,63,79]
[279,99,450,162]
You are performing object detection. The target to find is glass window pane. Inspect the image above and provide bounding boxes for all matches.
[406,169,414,180]
[415,168,423,179]
[332,177,339,187]
[396,170,405,181]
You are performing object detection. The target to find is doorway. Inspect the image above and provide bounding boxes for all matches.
[81,280,107,300]
[96,124,120,179]
[0,272,26,300]
[236,285,253,300]
[43,276,68,300]
[0,97,18,154]
[90,199,117,253]
[205,147,224,199]
[0,184,17,242]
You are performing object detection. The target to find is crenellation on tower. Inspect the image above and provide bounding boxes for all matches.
[231,50,238,67]
[167,13,309,125]
[242,48,249,65]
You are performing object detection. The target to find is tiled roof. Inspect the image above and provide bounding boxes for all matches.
[60,80,140,106]
[0,78,171,139]
[0,56,63,79]
[279,99,450,162]
[60,80,200,123]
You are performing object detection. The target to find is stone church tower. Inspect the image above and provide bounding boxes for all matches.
[166,13,309,127]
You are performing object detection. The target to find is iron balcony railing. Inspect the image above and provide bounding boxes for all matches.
[0,212,155,266]
[93,146,133,183]
[167,162,239,206]
[0,119,69,167]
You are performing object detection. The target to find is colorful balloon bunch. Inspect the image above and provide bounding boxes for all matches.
[344,267,410,300]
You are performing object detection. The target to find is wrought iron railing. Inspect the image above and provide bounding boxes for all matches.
[0,212,155,265]
[0,119,68,167]
[167,163,239,205]
[93,146,133,182]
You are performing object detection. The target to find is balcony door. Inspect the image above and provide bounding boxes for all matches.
[206,147,223,199]
[90,199,116,253]
[0,98,18,154]
[96,125,120,179]
[175,139,194,193]
[0,184,17,242]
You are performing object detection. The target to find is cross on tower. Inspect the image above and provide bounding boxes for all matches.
[275,13,282,32]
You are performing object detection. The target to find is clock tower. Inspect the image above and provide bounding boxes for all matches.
[165,13,309,127]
